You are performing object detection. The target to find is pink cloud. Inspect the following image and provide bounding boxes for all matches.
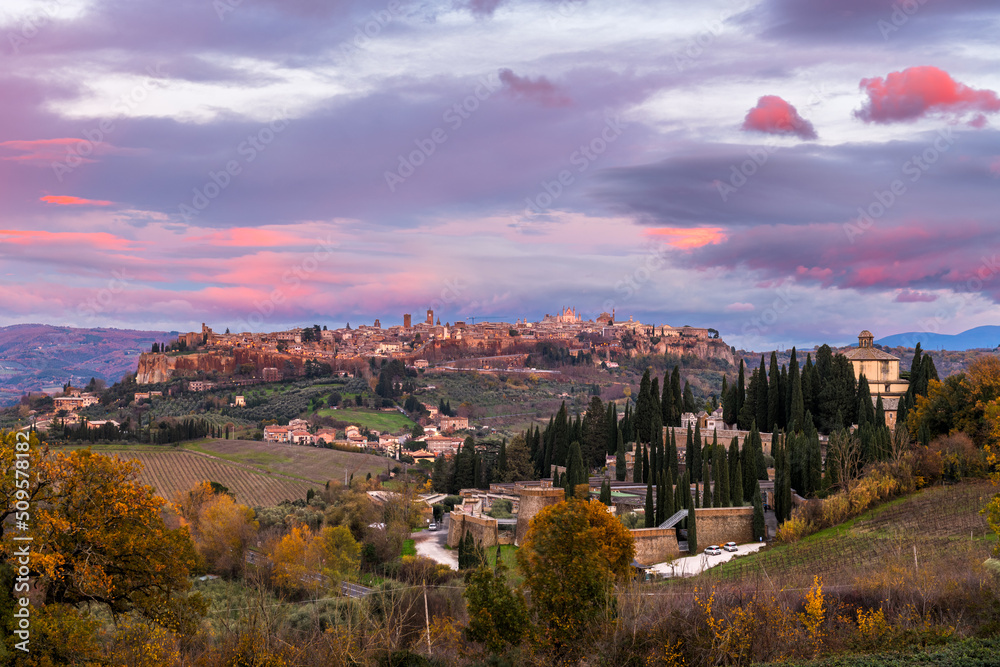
[0,138,98,164]
[856,66,1000,124]
[646,227,727,249]
[184,227,308,248]
[40,195,114,207]
[990,158,1000,176]
[0,229,138,252]
[895,289,937,303]
[741,96,817,139]
[498,69,572,108]
[725,302,755,312]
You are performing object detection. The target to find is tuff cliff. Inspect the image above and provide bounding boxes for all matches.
[136,349,304,384]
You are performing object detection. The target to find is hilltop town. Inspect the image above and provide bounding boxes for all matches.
[135,307,734,384]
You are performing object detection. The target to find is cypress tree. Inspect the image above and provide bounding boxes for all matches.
[669,428,679,478]
[636,368,654,444]
[716,442,729,507]
[644,476,655,527]
[752,482,766,542]
[665,468,676,517]
[730,437,743,506]
[642,445,650,483]
[564,441,586,499]
[802,353,815,421]
[767,352,781,433]
[779,443,792,522]
[684,424,693,480]
[736,359,746,420]
[702,461,711,507]
[615,429,627,482]
[692,421,702,482]
[683,381,696,414]
[756,356,769,432]
[857,374,874,429]
[874,395,885,430]
[687,487,698,553]
[656,469,665,525]
[606,402,618,455]
[600,478,612,505]
[671,366,683,426]
[498,439,508,480]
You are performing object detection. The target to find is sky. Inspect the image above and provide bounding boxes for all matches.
[1,0,999,350]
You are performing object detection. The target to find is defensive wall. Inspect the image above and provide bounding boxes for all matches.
[630,527,680,565]
[514,487,565,546]
[447,512,499,548]
[695,506,755,548]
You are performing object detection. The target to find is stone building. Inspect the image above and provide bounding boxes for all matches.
[843,330,909,428]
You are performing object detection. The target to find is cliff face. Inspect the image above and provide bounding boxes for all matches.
[647,338,735,365]
[136,349,304,384]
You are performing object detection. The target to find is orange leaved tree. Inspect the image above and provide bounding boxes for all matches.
[516,498,635,650]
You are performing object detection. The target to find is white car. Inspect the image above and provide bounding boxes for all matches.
[723,542,738,552]
[704,545,722,556]
[428,522,437,531]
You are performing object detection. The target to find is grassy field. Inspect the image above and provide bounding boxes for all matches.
[183,438,389,484]
[701,481,997,588]
[314,407,416,433]
[110,449,312,506]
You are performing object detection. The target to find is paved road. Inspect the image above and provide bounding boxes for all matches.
[650,541,767,578]
[412,515,458,570]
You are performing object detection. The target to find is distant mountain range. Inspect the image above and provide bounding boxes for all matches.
[876,326,1000,351]
[0,324,171,406]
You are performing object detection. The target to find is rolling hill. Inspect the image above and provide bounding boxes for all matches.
[0,324,170,406]
[875,326,1000,351]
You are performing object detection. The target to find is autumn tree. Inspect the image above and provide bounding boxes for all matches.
[517,498,635,651]
[29,447,205,632]
[176,482,259,576]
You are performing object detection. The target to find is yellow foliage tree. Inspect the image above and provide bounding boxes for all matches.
[269,524,360,594]
[176,482,259,576]
[31,447,204,631]
[517,498,635,650]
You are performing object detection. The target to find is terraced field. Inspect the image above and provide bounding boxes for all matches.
[183,439,389,484]
[112,450,312,506]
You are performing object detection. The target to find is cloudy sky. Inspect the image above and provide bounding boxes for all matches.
[2,0,999,349]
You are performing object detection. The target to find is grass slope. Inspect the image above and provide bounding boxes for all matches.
[314,407,415,433]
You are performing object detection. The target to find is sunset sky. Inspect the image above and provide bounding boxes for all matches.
[2,0,999,349]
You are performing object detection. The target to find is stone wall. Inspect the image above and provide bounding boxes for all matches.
[694,507,754,548]
[666,427,773,455]
[514,487,565,546]
[447,512,499,548]
[630,527,680,565]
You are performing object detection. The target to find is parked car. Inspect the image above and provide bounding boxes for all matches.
[723,542,738,552]
[704,545,722,556]
[428,522,437,531]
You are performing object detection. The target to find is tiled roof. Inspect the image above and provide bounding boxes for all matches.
[843,346,899,361]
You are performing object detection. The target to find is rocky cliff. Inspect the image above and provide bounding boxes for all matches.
[136,349,304,384]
